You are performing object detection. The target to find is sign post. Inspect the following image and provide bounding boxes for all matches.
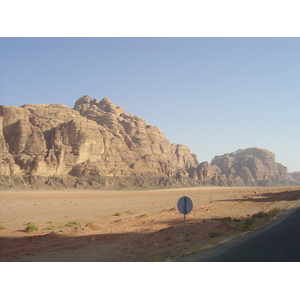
[177,196,193,249]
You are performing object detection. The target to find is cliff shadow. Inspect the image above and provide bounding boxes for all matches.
[0,217,228,262]
[215,189,300,203]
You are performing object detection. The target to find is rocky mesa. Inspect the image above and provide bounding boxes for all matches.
[0,96,298,189]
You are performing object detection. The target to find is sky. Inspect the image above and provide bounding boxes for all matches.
[1,37,300,172]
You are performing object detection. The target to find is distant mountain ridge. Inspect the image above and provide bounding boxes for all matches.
[0,96,298,189]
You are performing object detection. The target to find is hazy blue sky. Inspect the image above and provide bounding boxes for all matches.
[1,37,299,172]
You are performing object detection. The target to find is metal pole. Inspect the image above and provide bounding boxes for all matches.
[184,213,186,249]
[184,197,187,249]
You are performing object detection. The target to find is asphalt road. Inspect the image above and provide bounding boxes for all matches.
[198,206,300,262]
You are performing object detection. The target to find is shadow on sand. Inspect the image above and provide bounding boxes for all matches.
[2,189,299,262]
[0,216,233,262]
[215,189,300,203]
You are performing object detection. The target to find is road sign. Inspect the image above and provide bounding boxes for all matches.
[177,196,193,249]
[177,196,193,215]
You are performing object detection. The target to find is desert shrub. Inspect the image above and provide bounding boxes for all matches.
[114,213,122,217]
[227,208,282,234]
[211,217,241,222]
[25,223,39,232]
[211,217,231,221]
[208,229,226,238]
[239,218,259,231]
[267,208,281,218]
[44,225,57,230]
[211,237,225,245]
[0,225,6,230]
[252,211,268,219]
[243,218,256,225]
[241,219,258,231]
[228,218,265,233]
[232,218,241,222]
[252,208,280,221]
[189,243,204,254]
[65,221,81,227]
[227,225,235,232]
[270,207,281,213]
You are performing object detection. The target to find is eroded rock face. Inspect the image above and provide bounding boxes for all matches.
[0,97,298,189]
[208,147,293,186]
[289,172,300,184]
[0,96,198,181]
[72,96,198,177]
[0,115,21,176]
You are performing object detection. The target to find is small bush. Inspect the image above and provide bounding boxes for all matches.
[226,208,282,235]
[0,225,6,230]
[114,213,122,217]
[252,208,280,221]
[267,208,281,218]
[232,218,241,222]
[212,216,241,222]
[236,218,257,232]
[252,211,268,219]
[189,243,203,254]
[228,218,265,233]
[44,225,57,230]
[212,217,231,221]
[270,207,281,213]
[211,237,224,245]
[25,223,39,232]
[208,229,226,238]
[243,218,256,225]
[227,225,235,232]
[65,221,81,227]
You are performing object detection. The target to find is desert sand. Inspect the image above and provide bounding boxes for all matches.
[1,186,300,262]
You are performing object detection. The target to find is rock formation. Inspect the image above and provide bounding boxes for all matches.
[289,172,300,184]
[0,96,199,189]
[0,96,298,189]
[196,147,298,186]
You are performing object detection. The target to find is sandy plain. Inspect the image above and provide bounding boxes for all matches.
[1,185,300,262]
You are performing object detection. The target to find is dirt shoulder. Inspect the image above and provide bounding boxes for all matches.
[1,186,299,261]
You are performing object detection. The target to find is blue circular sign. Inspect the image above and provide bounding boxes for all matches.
[177,196,193,215]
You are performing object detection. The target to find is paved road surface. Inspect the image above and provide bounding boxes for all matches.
[198,206,300,262]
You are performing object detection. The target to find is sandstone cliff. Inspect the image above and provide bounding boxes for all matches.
[196,147,298,186]
[0,96,199,189]
[0,96,298,189]
[289,172,300,184]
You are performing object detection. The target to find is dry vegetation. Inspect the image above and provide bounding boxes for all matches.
[0,186,300,262]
